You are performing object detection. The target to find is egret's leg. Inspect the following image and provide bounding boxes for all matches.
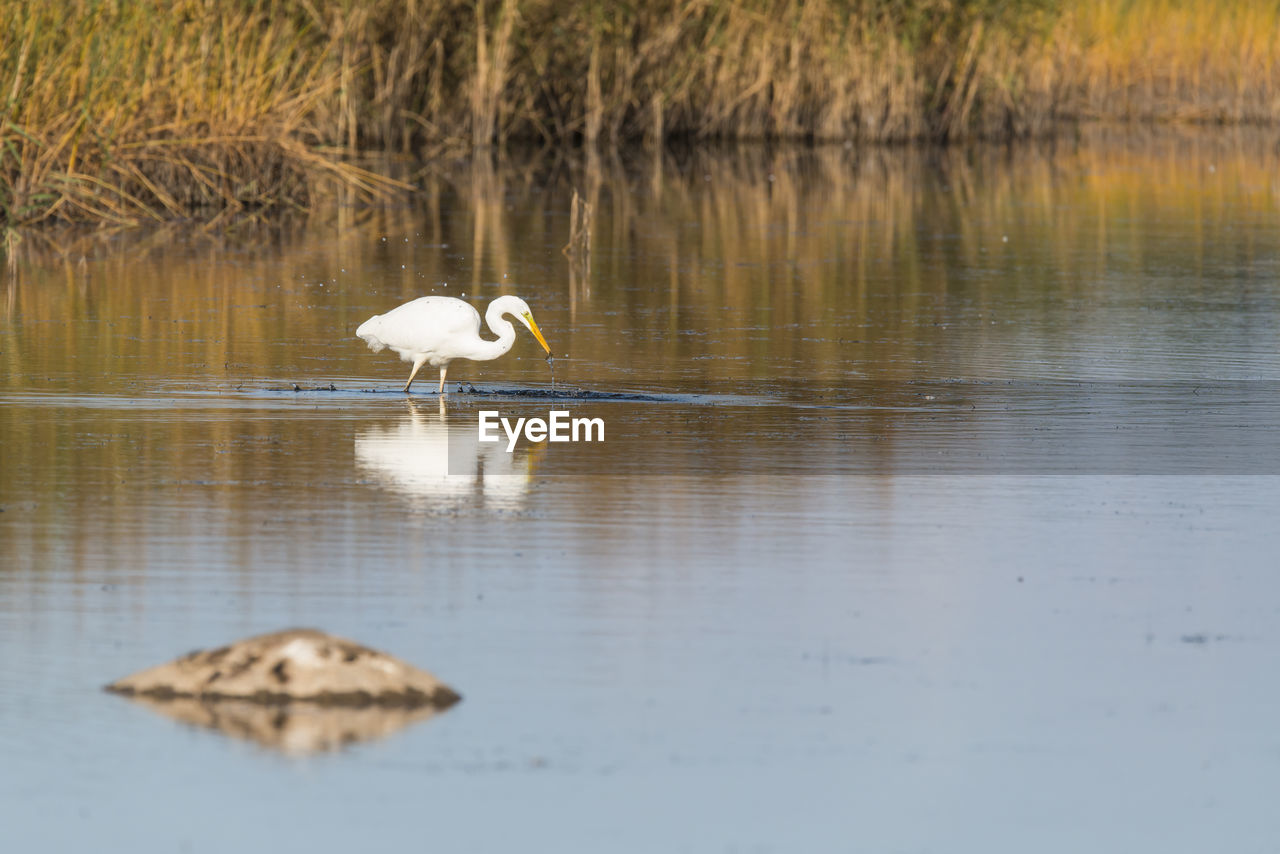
[437,366,448,394]
[403,357,427,393]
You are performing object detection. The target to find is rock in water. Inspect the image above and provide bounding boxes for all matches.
[105,628,461,709]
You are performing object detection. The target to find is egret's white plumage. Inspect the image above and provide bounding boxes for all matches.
[356,295,551,393]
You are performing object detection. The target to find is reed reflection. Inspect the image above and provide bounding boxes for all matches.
[5,127,1279,399]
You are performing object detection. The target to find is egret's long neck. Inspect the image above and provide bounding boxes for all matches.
[461,306,517,361]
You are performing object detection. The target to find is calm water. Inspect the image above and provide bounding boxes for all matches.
[4,132,1280,852]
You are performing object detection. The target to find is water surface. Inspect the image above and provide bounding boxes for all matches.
[3,131,1280,852]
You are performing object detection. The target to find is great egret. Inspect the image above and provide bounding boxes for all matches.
[356,295,551,393]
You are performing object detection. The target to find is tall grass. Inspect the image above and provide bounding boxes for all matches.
[0,0,409,228]
[1053,0,1280,122]
[3,0,1279,228]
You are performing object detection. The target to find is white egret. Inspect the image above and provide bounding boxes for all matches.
[356,295,551,393]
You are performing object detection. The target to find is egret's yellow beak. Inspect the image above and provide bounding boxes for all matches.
[524,313,551,354]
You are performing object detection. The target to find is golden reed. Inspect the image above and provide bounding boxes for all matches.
[2,0,1277,227]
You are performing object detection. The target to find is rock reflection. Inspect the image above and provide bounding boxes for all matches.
[354,397,537,510]
[120,696,447,755]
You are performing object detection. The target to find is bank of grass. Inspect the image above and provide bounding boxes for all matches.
[3,0,1278,228]
[1057,0,1280,122]
[1,0,412,228]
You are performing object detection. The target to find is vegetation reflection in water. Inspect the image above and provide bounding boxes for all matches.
[5,128,1279,400]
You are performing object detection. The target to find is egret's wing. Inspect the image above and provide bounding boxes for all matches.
[359,297,481,356]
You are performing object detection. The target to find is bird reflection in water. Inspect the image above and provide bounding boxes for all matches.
[354,397,539,511]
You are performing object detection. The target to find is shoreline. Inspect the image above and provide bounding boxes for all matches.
[4,0,1279,228]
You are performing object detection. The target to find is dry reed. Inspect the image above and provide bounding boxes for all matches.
[3,0,1279,229]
